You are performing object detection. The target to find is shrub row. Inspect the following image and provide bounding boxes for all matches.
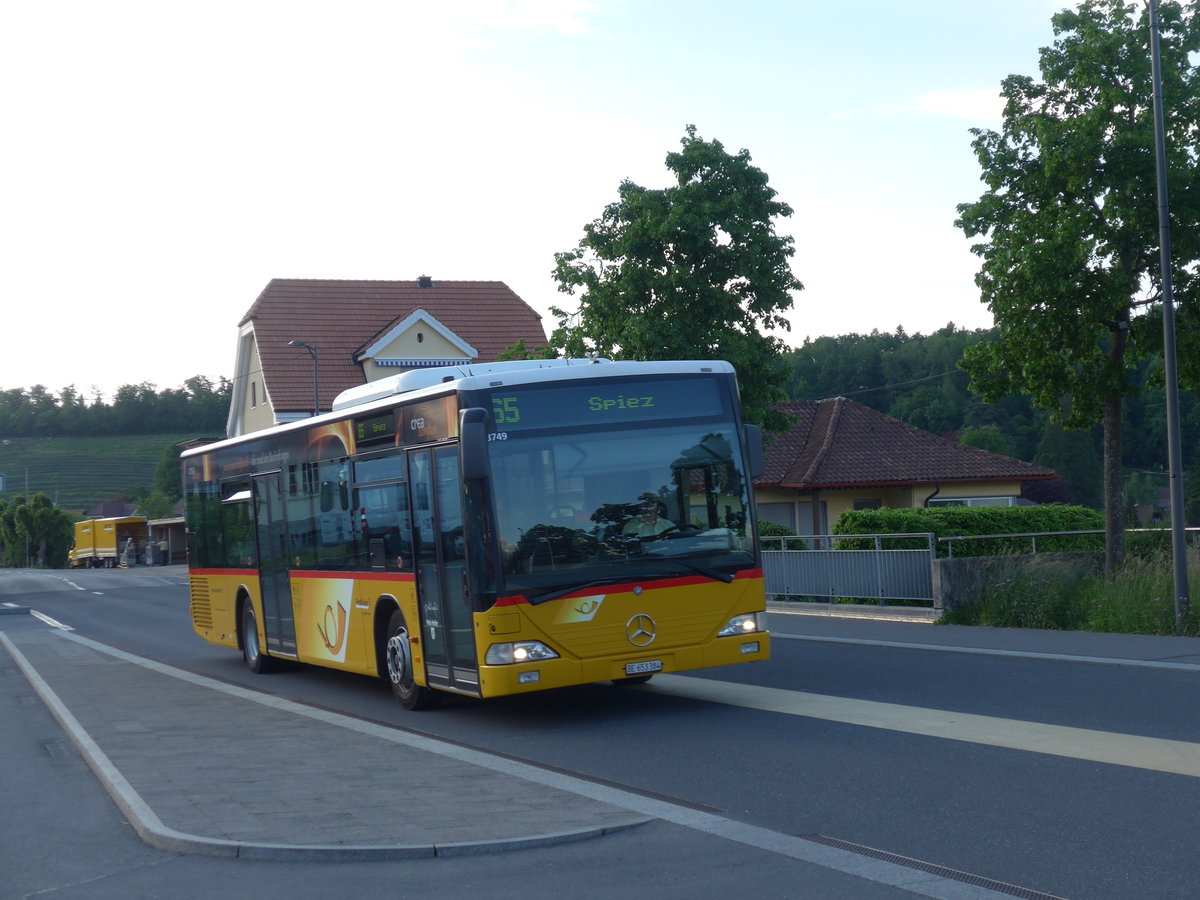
[831,505,1105,557]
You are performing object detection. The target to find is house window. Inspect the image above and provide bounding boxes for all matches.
[927,496,1015,508]
[757,501,827,535]
[853,499,882,510]
[757,502,796,532]
[251,381,257,408]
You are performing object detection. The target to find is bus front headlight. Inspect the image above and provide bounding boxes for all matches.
[485,641,560,665]
[717,612,767,637]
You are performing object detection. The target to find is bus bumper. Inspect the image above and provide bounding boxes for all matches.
[477,633,770,698]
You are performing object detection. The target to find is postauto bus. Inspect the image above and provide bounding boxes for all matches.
[183,358,769,709]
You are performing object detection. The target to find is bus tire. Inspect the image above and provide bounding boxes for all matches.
[241,600,276,674]
[384,609,439,710]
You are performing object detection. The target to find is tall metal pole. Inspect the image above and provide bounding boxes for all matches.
[23,460,29,568]
[1149,0,1190,631]
[311,346,319,417]
[288,340,320,417]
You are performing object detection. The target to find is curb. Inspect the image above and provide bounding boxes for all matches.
[0,632,649,859]
[767,601,937,623]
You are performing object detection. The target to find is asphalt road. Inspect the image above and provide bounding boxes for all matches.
[4,566,1200,899]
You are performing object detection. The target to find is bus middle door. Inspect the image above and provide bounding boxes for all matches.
[251,471,297,657]
[409,447,479,695]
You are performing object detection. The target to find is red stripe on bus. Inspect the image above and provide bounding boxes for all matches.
[290,570,416,583]
[493,567,764,607]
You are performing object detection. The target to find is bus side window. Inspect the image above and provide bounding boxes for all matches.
[317,458,356,567]
[354,480,412,572]
[222,498,254,568]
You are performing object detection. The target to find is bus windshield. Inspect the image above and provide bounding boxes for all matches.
[489,420,756,601]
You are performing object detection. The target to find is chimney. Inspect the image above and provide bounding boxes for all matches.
[417,275,434,289]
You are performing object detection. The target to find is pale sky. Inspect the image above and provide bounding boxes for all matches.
[2,0,1078,399]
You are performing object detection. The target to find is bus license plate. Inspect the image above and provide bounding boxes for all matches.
[625,659,662,676]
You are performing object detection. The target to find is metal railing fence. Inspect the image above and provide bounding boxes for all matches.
[760,533,935,603]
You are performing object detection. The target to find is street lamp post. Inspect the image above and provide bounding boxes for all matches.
[288,340,320,417]
[1149,0,1190,631]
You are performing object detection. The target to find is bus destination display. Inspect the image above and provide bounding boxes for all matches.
[354,412,395,446]
[489,377,723,432]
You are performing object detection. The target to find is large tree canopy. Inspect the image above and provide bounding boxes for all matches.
[955,0,1200,574]
[0,494,74,567]
[550,126,803,431]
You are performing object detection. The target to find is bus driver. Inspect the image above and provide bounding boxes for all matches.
[623,493,674,539]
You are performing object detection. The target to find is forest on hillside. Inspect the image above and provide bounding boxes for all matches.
[780,325,1200,518]
[0,376,230,436]
[3,337,1198,521]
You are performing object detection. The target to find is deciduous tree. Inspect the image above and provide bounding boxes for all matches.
[955,0,1200,575]
[551,126,803,431]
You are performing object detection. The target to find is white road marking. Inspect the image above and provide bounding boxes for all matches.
[29,610,73,631]
[774,631,1200,672]
[648,674,1200,778]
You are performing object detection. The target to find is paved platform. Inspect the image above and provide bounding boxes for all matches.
[0,624,649,859]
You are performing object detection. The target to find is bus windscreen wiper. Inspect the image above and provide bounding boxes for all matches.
[632,556,734,584]
[529,558,734,605]
[528,574,655,606]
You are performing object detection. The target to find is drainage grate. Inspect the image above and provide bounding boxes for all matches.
[806,834,1068,900]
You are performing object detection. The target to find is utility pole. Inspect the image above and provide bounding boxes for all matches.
[289,340,321,417]
[1149,0,1190,632]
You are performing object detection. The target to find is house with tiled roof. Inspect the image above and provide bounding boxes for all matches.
[756,398,1058,535]
[227,277,548,436]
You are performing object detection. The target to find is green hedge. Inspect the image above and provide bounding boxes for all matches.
[831,505,1104,557]
[757,519,806,549]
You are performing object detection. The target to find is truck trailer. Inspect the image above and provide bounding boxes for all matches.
[69,517,149,568]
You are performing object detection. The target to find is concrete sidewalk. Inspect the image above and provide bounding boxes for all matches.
[0,624,648,860]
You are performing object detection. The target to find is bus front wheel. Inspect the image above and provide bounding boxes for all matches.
[241,601,276,674]
[384,610,439,710]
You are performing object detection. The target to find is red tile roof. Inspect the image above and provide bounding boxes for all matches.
[760,398,1057,489]
[243,278,548,413]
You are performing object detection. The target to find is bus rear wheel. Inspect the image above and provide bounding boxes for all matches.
[385,610,439,710]
[241,601,276,674]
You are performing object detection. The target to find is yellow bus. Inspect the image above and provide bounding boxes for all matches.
[182,359,769,709]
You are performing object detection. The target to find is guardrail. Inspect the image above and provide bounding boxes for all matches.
[760,533,935,603]
[936,526,1200,556]
[760,527,1200,605]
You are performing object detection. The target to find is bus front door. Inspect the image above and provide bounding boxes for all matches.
[252,471,297,657]
[409,447,479,695]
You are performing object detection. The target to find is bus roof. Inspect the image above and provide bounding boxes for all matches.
[182,358,735,459]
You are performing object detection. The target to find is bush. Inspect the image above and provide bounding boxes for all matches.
[757,520,796,537]
[833,505,1104,557]
[757,519,806,550]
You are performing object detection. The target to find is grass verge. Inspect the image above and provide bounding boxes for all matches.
[939,548,1200,635]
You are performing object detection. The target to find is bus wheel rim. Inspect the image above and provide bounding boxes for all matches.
[386,629,411,687]
[245,609,259,662]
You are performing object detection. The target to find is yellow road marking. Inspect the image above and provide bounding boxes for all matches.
[650,674,1200,778]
